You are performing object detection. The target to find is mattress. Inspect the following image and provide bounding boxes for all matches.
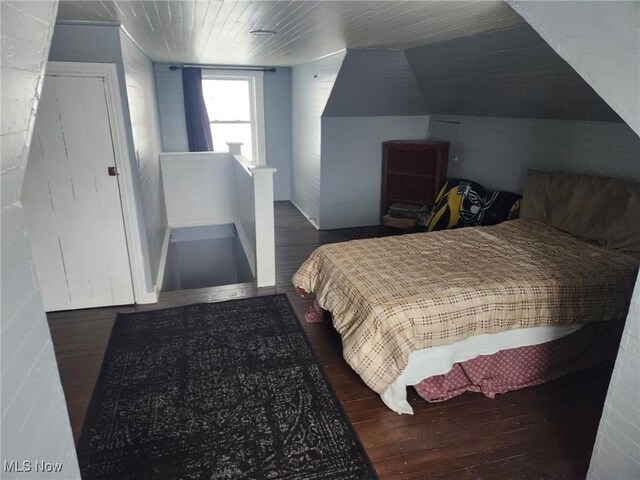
[293,219,638,397]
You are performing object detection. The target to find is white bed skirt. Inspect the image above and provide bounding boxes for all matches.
[381,323,585,415]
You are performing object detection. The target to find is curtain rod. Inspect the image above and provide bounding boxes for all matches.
[169,64,276,73]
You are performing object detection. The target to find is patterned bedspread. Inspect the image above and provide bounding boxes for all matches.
[292,219,638,394]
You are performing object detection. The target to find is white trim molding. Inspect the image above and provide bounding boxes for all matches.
[202,69,267,166]
[45,61,152,305]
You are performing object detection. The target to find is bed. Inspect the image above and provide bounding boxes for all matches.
[292,170,640,414]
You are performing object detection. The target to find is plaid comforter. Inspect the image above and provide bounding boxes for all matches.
[292,219,638,394]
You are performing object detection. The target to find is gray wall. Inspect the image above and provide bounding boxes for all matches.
[405,23,621,122]
[428,114,640,193]
[324,49,427,117]
[290,51,346,226]
[510,0,640,137]
[49,23,122,63]
[0,1,80,477]
[319,116,428,229]
[49,23,166,292]
[120,31,168,285]
[153,64,293,201]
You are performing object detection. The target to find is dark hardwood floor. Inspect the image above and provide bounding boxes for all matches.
[47,201,612,479]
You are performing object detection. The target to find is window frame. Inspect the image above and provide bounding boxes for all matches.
[202,69,267,165]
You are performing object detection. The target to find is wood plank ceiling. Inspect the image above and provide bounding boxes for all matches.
[55,1,525,66]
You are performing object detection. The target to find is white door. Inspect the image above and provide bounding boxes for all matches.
[22,73,134,311]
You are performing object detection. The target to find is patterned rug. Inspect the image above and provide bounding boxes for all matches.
[77,294,377,480]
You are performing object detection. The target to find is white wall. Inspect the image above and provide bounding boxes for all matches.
[154,64,189,152]
[0,1,80,478]
[153,64,293,201]
[120,31,168,288]
[264,68,292,201]
[319,116,429,229]
[588,272,640,480]
[160,152,235,227]
[509,1,640,137]
[291,51,346,227]
[427,114,640,193]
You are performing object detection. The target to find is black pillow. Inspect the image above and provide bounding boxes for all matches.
[481,191,522,226]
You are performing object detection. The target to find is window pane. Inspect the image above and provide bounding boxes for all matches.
[210,123,253,161]
[202,79,251,121]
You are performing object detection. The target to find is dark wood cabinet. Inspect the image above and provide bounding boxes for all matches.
[381,140,449,220]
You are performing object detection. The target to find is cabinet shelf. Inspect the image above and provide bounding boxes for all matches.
[381,140,449,222]
[387,172,437,179]
[387,195,433,206]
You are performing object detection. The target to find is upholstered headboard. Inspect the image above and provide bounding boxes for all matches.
[520,169,640,254]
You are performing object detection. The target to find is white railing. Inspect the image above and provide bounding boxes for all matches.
[160,151,235,227]
[160,144,276,287]
[228,142,276,287]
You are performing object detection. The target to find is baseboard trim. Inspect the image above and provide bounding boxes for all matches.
[290,199,319,230]
[136,290,159,304]
[168,218,236,229]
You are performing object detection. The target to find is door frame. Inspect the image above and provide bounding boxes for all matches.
[45,61,149,304]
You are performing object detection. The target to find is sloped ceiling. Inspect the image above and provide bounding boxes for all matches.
[405,23,622,122]
[509,0,639,136]
[55,0,524,66]
[324,50,427,117]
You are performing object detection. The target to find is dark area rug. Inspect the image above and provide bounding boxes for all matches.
[77,294,377,480]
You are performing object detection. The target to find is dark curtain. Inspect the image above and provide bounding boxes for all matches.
[182,67,214,152]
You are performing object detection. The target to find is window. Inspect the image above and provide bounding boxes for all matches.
[201,71,266,164]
